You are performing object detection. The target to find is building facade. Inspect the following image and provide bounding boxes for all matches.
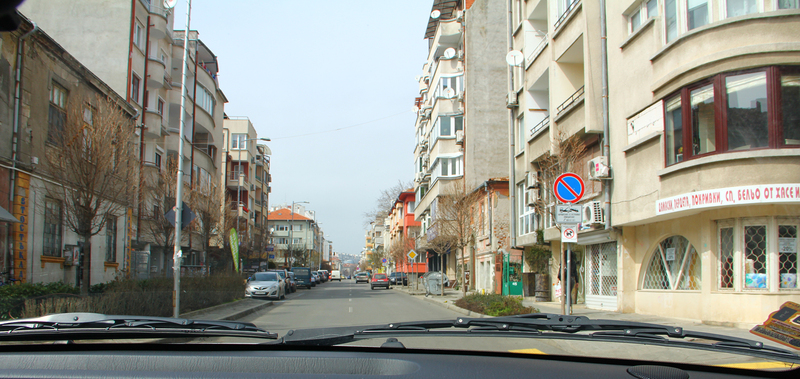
[267,206,319,269]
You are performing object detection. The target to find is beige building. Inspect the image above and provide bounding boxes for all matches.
[222,117,263,254]
[510,0,800,325]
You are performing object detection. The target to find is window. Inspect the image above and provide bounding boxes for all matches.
[517,183,537,236]
[664,67,797,166]
[726,0,758,18]
[517,114,525,149]
[407,201,415,213]
[778,0,800,9]
[133,21,144,50]
[647,0,659,17]
[231,134,247,150]
[687,0,709,31]
[641,235,701,290]
[154,152,162,171]
[431,114,463,143]
[43,198,63,257]
[716,218,799,291]
[292,224,303,231]
[157,98,165,116]
[665,0,679,42]
[48,82,67,144]
[629,0,659,34]
[131,75,141,103]
[292,238,302,244]
[631,9,643,32]
[106,216,117,263]
[513,0,524,26]
[276,237,288,245]
[433,75,463,100]
[430,155,463,183]
[196,86,214,116]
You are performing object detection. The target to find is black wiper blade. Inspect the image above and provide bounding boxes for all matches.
[0,313,278,341]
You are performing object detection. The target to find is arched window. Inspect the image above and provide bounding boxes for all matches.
[641,236,701,290]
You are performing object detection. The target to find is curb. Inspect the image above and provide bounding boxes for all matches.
[180,299,274,321]
[393,287,489,319]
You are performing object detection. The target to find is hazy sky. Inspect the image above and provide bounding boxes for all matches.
[173,0,433,255]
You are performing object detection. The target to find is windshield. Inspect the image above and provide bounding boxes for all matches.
[3,0,800,374]
[252,273,278,282]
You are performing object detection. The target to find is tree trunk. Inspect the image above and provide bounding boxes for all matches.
[81,236,92,296]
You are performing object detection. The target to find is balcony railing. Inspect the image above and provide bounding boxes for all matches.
[553,0,580,30]
[229,172,248,182]
[530,115,550,137]
[556,86,585,115]
[525,34,548,64]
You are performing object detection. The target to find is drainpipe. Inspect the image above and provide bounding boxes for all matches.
[188,40,198,251]
[9,22,38,275]
[137,15,151,243]
[600,0,611,230]
[507,0,517,249]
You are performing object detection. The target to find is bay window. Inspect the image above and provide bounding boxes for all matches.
[430,155,463,183]
[726,0,758,18]
[664,66,799,166]
[687,0,709,31]
[431,114,463,144]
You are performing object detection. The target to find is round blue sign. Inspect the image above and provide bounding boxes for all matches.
[553,173,585,204]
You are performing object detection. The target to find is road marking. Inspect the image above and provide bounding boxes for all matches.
[509,348,546,355]
[349,307,353,313]
[349,298,352,302]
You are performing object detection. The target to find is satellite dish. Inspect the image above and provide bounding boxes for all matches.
[443,88,456,99]
[505,50,524,66]
[443,47,457,59]
[164,0,178,8]
[430,9,441,19]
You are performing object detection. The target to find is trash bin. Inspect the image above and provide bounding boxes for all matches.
[424,272,443,296]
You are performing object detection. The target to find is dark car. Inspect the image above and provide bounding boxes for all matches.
[290,267,313,289]
[268,269,293,293]
[286,272,298,293]
[388,272,407,285]
[319,270,329,282]
[370,273,390,290]
[355,272,369,283]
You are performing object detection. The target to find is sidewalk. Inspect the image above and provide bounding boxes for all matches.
[179,298,274,321]
[390,285,779,348]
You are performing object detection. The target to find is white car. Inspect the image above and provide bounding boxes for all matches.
[330,270,342,281]
[245,271,285,300]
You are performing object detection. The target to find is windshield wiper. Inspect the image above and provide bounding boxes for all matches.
[0,313,278,342]
[281,314,800,363]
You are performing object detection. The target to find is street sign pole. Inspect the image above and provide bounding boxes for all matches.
[553,172,584,316]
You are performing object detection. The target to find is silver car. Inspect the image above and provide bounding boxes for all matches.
[245,271,285,300]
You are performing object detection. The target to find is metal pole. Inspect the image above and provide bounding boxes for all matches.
[566,243,572,315]
[560,245,565,315]
[600,0,611,230]
[289,201,294,267]
[172,0,192,318]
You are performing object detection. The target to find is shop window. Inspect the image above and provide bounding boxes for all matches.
[664,67,799,166]
[641,235,701,290]
[715,218,799,291]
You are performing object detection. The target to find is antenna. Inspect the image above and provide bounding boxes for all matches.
[164,0,178,8]
[443,88,456,99]
[443,47,456,59]
[430,9,441,19]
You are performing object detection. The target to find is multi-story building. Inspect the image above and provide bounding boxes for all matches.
[222,117,260,250]
[267,205,319,269]
[0,16,137,285]
[413,0,511,282]
[20,0,229,278]
[364,217,386,272]
[252,144,272,260]
[385,190,424,274]
[510,0,800,324]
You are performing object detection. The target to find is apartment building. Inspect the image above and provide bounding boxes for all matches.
[222,117,260,251]
[253,144,272,259]
[267,205,320,269]
[385,190,424,274]
[0,17,137,285]
[413,0,511,282]
[19,0,229,278]
[510,0,800,324]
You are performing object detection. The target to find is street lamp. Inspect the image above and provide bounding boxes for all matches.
[289,201,309,267]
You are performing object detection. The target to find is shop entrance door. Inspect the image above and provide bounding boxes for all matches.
[585,242,618,311]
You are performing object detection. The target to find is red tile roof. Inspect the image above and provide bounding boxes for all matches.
[267,208,313,221]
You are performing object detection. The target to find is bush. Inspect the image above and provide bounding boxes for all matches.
[0,282,79,319]
[16,275,245,319]
[455,294,538,317]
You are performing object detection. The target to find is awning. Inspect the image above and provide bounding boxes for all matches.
[0,205,18,223]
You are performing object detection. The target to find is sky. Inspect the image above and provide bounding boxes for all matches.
[173,0,433,256]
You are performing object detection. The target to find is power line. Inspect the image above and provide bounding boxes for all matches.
[270,110,411,140]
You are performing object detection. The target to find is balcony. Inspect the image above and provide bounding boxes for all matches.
[147,4,171,40]
[429,18,462,61]
[143,111,164,138]
[556,86,584,116]
[146,58,166,89]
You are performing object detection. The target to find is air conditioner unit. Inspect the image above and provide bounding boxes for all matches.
[526,171,539,189]
[455,130,464,144]
[525,188,538,207]
[582,201,605,226]
[423,109,432,119]
[457,93,464,102]
[506,91,518,108]
[588,156,611,180]
[457,50,465,61]
[415,172,424,182]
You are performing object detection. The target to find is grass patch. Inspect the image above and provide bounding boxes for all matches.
[455,293,539,317]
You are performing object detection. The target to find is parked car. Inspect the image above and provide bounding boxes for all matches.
[245,271,285,300]
[319,270,329,282]
[290,267,313,289]
[312,271,321,284]
[268,269,293,293]
[388,272,408,285]
[330,270,342,281]
[370,273,390,290]
[286,272,298,293]
[354,272,369,283]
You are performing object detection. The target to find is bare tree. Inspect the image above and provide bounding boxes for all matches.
[41,93,137,295]
[532,128,588,227]
[424,179,482,295]
[363,180,413,226]
[141,155,189,276]
[186,174,223,265]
